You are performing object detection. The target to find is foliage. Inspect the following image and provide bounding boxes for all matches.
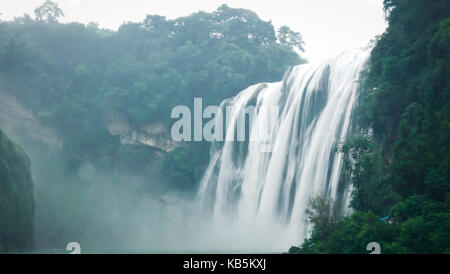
[277,26,304,52]
[296,211,400,254]
[304,196,342,239]
[294,0,450,254]
[338,134,397,214]
[0,3,303,134]
[363,0,450,202]
[0,2,304,193]
[159,142,211,194]
[294,195,450,254]
[0,130,35,252]
[34,0,64,22]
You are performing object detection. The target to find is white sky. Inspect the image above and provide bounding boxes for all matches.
[0,0,387,62]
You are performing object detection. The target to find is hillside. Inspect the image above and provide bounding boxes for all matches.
[292,0,450,254]
[0,129,35,252]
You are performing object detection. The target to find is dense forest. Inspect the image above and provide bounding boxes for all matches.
[0,2,304,251]
[0,2,304,193]
[291,0,450,254]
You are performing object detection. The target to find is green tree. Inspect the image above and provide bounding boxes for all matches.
[305,196,342,238]
[34,0,64,22]
[277,26,304,52]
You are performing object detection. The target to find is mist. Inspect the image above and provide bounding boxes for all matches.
[1,0,448,256]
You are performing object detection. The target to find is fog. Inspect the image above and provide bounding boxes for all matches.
[1,0,387,62]
[0,90,285,253]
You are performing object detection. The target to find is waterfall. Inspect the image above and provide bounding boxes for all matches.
[196,49,370,251]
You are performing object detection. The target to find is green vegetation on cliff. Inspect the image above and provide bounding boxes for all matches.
[293,0,450,254]
[0,130,35,252]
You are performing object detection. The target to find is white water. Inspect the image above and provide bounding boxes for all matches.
[196,49,370,251]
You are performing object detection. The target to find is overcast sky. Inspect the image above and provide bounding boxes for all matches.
[1,0,387,62]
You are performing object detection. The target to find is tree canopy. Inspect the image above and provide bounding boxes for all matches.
[0,3,304,134]
[34,0,64,22]
[0,2,305,194]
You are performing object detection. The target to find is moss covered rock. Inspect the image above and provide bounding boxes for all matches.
[0,129,35,252]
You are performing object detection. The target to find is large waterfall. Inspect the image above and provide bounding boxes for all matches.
[196,49,369,251]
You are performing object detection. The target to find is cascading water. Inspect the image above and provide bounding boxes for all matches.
[196,49,370,251]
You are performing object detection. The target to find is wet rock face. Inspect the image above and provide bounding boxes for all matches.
[0,129,35,252]
[105,113,177,152]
